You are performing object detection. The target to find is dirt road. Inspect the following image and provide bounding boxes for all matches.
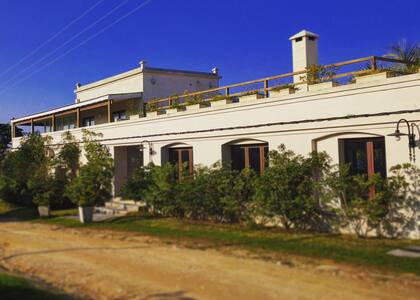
[0,222,419,300]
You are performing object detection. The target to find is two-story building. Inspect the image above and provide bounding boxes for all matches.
[11,30,420,207]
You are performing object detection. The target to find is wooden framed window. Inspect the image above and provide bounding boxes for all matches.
[231,143,268,174]
[168,147,193,178]
[341,137,386,178]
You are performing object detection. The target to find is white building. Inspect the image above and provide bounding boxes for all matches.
[11,30,420,213]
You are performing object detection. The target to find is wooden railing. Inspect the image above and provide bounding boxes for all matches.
[145,56,412,111]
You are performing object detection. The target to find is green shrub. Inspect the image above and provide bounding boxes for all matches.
[326,163,418,237]
[121,163,153,201]
[142,163,178,216]
[253,146,331,230]
[120,145,417,236]
[65,130,113,207]
[122,162,257,223]
[55,131,80,179]
[0,133,52,207]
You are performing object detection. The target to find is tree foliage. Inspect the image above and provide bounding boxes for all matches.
[387,39,420,73]
[253,146,331,230]
[0,133,52,206]
[122,146,417,237]
[65,130,113,207]
[0,124,12,163]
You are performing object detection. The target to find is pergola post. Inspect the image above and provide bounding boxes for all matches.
[76,108,80,128]
[11,122,15,138]
[107,99,112,123]
[52,114,55,132]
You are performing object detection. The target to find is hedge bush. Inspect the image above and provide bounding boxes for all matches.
[122,146,419,236]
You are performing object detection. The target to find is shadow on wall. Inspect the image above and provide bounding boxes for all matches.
[380,171,420,239]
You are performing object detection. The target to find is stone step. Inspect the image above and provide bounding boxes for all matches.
[104,199,146,214]
[105,201,144,211]
[95,206,128,216]
[110,198,144,206]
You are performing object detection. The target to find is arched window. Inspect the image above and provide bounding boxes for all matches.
[222,139,268,174]
[313,132,387,179]
[162,143,193,178]
[340,137,386,178]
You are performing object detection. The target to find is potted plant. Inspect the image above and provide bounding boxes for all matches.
[166,98,185,114]
[34,193,52,218]
[146,101,161,117]
[270,84,297,96]
[126,100,141,119]
[27,174,56,218]
[211,94,231,107]
[65,130,114,224]
[238,90,264,103]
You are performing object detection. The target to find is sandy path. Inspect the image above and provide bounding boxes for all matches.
[0,222,419,300]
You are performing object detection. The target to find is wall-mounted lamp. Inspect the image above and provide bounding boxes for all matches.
[387,119,417,162]
[139,140,154,158]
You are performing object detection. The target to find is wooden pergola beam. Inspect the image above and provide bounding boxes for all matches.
[107,99,112,123]
[76,108,80,128]
[79,101,108,112]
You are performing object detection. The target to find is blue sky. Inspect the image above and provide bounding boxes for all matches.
[0,0,419,122]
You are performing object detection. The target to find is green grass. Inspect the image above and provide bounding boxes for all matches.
[0,272,69,300]
[41,215,420,276]
[1,202,419,277]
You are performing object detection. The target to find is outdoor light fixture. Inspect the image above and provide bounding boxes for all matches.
[140,140,154,156]
[388,119,418,162]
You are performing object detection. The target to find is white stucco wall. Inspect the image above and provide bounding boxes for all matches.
[142,71,219,102]
[76,70,144,102]
[75,68,219,103]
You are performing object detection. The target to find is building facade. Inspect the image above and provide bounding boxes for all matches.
[11,31,420,236]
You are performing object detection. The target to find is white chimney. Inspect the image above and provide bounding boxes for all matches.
[289,30,319,83]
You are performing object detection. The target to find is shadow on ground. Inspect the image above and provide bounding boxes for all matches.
[0,272,72,300]
[140,290,195,300]
[0,207,37,222]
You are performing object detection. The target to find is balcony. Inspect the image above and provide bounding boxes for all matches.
[11,56,417,139]
[12,92,143,138]
[143,56,416,116]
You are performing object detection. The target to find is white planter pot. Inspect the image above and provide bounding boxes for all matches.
[165,108,177,114]
[270,88,295,97]
[355,71,390,84]
[186,103,210,111]
[79,206,94,223]
[38,206,50,218]
[186,104,201,111]
[146,111,158,118]
[239,93,264,103]
[129,114,140,120]
[308,81,338,92]
[211,99,229,108]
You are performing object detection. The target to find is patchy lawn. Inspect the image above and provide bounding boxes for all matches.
[1,202,419,277]
[38,214,420,277]
[0,272,69,300]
